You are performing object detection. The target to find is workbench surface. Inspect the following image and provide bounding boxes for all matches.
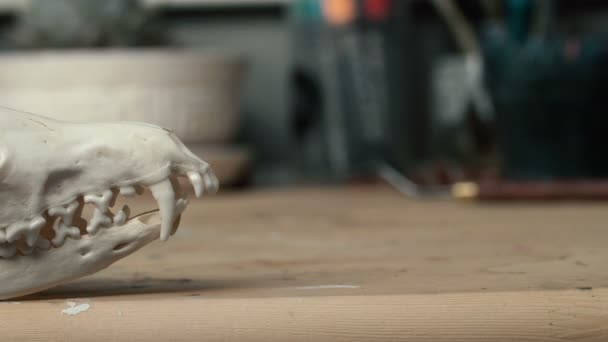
[3,186,608,341]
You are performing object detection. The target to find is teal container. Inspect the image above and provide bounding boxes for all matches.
[483,27,608,180]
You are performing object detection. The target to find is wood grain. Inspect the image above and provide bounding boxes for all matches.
[3,186,608,341]
[3,290,608,341]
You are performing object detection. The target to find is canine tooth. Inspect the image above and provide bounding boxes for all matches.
[176,198,189,216]
[171,198,189,236]
[149,178,176,242]
[187,171,204,198]
[0,228,6,244]
[0,243,17,258]
[113,205,130,226]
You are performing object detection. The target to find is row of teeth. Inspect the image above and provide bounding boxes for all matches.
[0,169,217,259]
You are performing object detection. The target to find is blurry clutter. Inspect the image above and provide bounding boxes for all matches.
[1,0,608,194]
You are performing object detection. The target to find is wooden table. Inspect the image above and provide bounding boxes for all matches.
[3,186,608,341]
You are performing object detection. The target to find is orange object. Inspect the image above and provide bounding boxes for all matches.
[323,0,357,26]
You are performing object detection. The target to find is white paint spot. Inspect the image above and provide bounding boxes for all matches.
[294,285,360,290]
[62,301,91,316]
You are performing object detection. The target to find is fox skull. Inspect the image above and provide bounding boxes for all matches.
[0,107,218,300]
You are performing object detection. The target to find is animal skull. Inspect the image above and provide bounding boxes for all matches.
[0,106,218,300]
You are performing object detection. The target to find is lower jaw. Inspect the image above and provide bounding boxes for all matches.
[0,212,164,300]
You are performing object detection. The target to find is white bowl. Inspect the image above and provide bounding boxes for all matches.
[0,48,246,143]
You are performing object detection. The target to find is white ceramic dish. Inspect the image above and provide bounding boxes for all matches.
[0,48,246,143]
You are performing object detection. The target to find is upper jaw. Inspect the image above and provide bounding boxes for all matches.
[0,162,219,258]
[0,211,164,300]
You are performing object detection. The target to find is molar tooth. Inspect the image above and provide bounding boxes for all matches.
[113,205,130,226]
[17,241,35,256]
[5,221,27,243]
[87,208,113,234]
[119,186,137,197]
[149,178,176,242]
[48,201,79,226]
[187,171,204,198]
[84,189,114,212]
[49,201,81,247]
[5,215,48,246]
[0,242,17,258]
[35,238,51,250]
[52,222,81,247]
[84,189,116,234]
[25,215,46,247]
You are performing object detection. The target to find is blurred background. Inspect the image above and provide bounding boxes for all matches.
[2,0,608,198]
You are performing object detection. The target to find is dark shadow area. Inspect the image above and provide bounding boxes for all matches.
[15,277,267,301]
